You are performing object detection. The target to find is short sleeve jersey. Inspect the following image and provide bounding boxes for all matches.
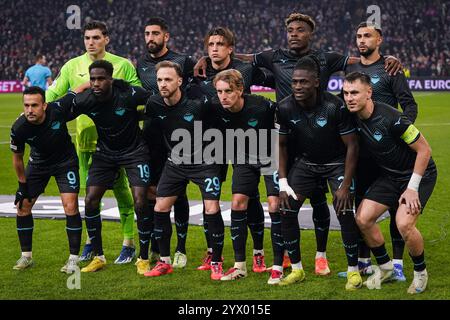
[354,102,436,179]
[72,80,150,156]
[345,56,418,122]
[253,48,349,101]
[136,49,195,94]
[144,94,210,164]
[209,94,276,164]
[277,91,355,164]
[10,93,77,166]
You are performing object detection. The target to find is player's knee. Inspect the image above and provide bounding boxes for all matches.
[310,191,327,206]
[231,197,248,211]
[85,195,100,212]
[133,198,146,215]
[396,219,413,240]
[63,201,78,215]
[16,208,32,217]
[268,197,279,212]
[355,212,370,230]
[204,201,220,214]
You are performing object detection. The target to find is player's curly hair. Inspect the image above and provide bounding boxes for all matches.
[89,60,114,77]
[285,13,315,32]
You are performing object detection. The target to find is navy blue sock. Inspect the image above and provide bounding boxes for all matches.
[17,214,34,252]
[66,213,82,255]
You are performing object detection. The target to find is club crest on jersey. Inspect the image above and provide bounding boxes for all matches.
[248,118,258,127]
[373,130,383,141]
[371,75,380,84]
[316,116,327,127]
[183,113,194,122]
[51,121,61,130]
[115,107,126,116]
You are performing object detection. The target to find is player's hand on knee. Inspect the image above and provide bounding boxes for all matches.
[14,181,32,209]
[334,186,352,215]
[399,188,421,215]
[279,178,297,211]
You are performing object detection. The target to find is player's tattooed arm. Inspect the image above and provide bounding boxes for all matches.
[334,133,359,215]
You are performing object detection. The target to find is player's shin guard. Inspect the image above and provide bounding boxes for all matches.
[153,211,172,258]
[310,191,330,253]
[135,202,151,260]
[66,213,82,255]
[337,212,359,267]
[202,207,211,249]
[147,199,159,254]
[204,211,224,263]
[358,232,372,259]
[113,175,135,240]
[280,198,301,264]
[247,197,264,250]
[17,214,34,252]
[390,213,405,260]
[410,251,426,272]
[269,211,284,267]
[84,208,103,256]
[174,194,190,254]
[231,210,248,262]
[371,243,391,266]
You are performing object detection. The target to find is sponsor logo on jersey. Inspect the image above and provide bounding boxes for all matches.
[290,119,301,125]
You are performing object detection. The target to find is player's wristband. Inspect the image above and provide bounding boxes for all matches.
[279,178,290,192]
[407,173,422,192]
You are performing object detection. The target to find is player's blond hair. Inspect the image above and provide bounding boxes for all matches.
[285,13,316,32]
[213,69,244,92]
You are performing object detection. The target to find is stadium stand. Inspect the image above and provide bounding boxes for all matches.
[0,0,449,80]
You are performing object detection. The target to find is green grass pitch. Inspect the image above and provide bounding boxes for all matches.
[0,92,449,300]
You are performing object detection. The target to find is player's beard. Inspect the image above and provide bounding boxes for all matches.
[359,46,376,57]
[147,41,165,55]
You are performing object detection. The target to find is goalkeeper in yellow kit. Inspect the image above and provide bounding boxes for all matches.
[46,21,141,264]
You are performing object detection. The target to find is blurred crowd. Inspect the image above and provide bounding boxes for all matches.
[1,0,448,80]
